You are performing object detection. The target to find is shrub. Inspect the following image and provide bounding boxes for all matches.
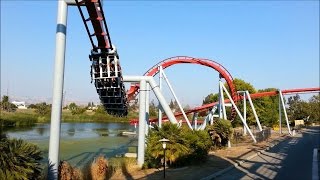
[206,119,233,148]
[35,102,51,116]
[144,123,212,168]
[0,138,43,179]
[71,107,86,115]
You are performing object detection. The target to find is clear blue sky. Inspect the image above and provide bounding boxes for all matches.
[1,1,319,107]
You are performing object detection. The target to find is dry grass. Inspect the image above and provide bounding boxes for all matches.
[59,161,83,180]
[109,157,138,179]
[90,156,108,180]
[58,156,138,180]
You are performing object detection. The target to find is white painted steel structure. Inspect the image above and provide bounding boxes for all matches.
[49,1,68,178]
[158,66,192,129]
[49,0,178,170]
[218,78,227,120]
[123,76,178,167]
[158,66,163,128]
[196,80,258,143]
[278,90,292,135]
[237,91,263,134]
[138,80,147,167]
[219,81,257,143]
[246,91,262,131]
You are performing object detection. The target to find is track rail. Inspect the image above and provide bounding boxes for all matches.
[127,56,238,120]
[130,85,319,124]
[76,0,128,116]
[127,56,319,124]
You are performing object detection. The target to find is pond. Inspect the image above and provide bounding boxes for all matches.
[3,122,138,168]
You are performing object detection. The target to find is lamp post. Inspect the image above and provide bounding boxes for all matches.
[159,138,170,179]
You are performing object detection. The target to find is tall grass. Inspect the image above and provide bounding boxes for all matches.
[0,109,139,127]
[0,111,37,127]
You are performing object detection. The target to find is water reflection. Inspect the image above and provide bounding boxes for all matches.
[67,128,75,137]
[5,122,135,140]
[3,122,138,168]
[36,127,46,136]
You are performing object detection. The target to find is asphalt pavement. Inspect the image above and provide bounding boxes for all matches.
[215,126,320,180]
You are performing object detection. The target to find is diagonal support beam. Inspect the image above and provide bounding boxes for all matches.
[220,81,257,143]
[279,90,292,135]
[160,66,193,130]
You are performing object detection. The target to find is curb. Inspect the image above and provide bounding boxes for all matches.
[201,135,290,180]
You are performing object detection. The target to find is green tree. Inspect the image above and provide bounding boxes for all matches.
[253,88,279,127]
[35,102,51,116]
[287,94,310,121]
[233,78,256,94]
[149,100,158,117]
[68,102,77,111]
[28,104,37,109]
[202,78,257,125]
[308,94,320,123]
[0,95,17,112]
[202,93,219,105]
[68,103,86,115]
[201,79,280,128]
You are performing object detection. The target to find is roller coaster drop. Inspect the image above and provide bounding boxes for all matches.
[74,0,128,116]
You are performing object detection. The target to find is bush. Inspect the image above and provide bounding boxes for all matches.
[71,107,86,115]
[68,102,86,115]
[144,123,212,168]
[0,138,43,179]
[206,119,233,148]
[35,102,51,116]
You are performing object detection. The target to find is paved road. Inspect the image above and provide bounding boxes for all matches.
[215,126,320,180]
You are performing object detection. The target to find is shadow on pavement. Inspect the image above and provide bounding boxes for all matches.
[214,126,319,180]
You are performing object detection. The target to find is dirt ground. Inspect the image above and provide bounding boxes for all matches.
[110,131,289,180]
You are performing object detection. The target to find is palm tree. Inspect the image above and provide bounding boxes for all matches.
[0,138,43,179]
[147,124,189,164]
[145,123,211,167]
[207,119,233,147]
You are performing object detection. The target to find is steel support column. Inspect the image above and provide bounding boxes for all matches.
[158,66,163,128]
[48,1,68,178]
[145,84,150,136]
[279,92,282,134]
[137,80,146,167]
[243,92,247,135]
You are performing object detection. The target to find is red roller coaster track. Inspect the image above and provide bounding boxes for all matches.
[130,87,320,124]
[127,56,320,124]
[127,56,239,120]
